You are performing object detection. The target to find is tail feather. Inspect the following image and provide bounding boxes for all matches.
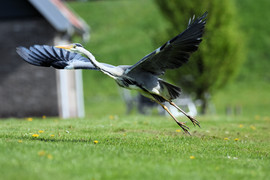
[159,79,181,101]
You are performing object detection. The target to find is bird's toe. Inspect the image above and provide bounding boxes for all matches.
[188,116,201,128]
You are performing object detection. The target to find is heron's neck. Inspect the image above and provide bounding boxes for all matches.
[81,49,118,78]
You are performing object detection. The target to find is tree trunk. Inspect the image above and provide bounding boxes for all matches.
[200,98,208,115]
[197,90,208,115]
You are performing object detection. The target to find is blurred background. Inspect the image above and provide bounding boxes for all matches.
[1,0,270,119]
[69,0,270,118]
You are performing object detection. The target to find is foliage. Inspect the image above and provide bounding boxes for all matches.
[154,0,246,114]
[234,0,270,81]
[0,115,270,180]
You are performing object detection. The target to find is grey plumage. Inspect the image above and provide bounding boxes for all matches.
[16,12,208,134]
[126,11,207,76]
[16,45,113,70]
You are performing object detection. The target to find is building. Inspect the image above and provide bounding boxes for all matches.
[0,0,89,118]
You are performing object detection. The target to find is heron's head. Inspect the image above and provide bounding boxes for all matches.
[55,43,85,54]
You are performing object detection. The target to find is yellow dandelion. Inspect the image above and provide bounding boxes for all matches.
[27,117,33,121]
[18,140,23,143]
[190,156,195,159]
[38,150,46,156]
[109,115,114,120]
[234,138,239,141]
[224,138,228,140]
[176,129,181,132]
[94,140,98,144]
[264,117,269,121]
[38,130,44,133]
[250,125,256,130]
[239,124,243,128]
[32,134,39,138]
[47,154,53,159]
[255,115,260,120]
[42,115,46,119]
[51,135,55,137]
[124,134,126,136]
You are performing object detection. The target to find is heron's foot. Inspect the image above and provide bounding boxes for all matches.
[188,115,201,128]
[176,121,191,135]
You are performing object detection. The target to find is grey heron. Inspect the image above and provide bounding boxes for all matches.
[16,12,208,134]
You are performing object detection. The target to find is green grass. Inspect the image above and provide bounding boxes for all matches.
[1,116,270,180]
[2,0,270,179]
[234,0,270,80]
[212,81,270,117]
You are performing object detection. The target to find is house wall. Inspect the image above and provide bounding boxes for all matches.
[0,18,59,118]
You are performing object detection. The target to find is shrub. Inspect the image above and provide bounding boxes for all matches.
[154,0,246,114]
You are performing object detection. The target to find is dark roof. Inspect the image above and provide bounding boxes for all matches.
[0,0,41,19]
[0,0,89,41]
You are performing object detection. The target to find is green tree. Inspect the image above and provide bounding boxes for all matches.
[154,0,246,114]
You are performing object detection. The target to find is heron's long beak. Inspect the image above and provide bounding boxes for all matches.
[55,45,73,50]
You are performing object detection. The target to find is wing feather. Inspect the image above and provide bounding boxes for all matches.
[16,45,112,70]
[126,11,207,76]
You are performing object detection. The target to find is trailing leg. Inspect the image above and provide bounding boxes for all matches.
[169,101,201,128]
[154,100,191,135]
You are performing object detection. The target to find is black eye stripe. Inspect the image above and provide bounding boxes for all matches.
[74,43,83,47]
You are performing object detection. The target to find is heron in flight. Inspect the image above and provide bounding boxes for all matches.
[17,12,207,134]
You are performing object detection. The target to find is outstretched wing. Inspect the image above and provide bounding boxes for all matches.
[125,11,208,76]
[16,45,113,70]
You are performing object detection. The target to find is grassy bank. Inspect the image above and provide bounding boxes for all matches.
[0,115,269,179]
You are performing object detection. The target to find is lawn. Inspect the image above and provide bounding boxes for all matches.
[0,115,269,180]
[1,0,270,179]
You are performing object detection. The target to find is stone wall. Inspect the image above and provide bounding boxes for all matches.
[0,18,59,118]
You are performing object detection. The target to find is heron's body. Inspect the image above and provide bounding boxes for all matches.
[117,73,179,102]
[16,12,208,134]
